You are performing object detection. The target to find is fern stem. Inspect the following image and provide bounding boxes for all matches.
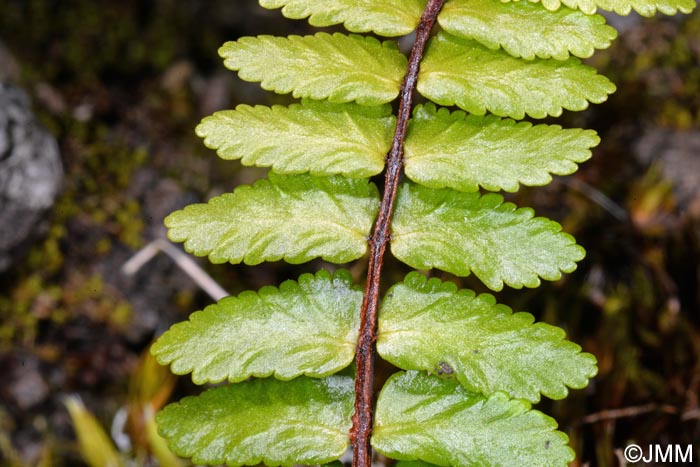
[351,2,445,466]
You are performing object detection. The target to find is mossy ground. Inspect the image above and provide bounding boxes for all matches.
[0,2,698,466]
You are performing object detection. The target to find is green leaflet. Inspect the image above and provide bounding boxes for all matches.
[220,33,407,106]
[196,100,394,178]
[404,103,599,193]
[377,273,598,402]
[165,173,379,265]
[157,375,354,466]
[390,182,585,291]
[394,462,435,467]
[438,0,617,60]
[417,32,616,119]
[372,372,574,467]
[152,270,362,384]
[259,0,427,37]
[504,0,697,16]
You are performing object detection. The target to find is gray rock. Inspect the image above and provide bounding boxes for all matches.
[8,361,50,410]
[635,127,700,209]
[0,83,63,271]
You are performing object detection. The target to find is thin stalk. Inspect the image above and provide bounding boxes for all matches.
[350,2,445,467]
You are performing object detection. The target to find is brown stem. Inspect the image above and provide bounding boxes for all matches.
[350,2,445,467]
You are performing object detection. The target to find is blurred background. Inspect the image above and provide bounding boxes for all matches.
[0,1,698,466]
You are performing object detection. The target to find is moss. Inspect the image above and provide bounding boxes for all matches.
[1,116,150,348]
[607,15,700,129]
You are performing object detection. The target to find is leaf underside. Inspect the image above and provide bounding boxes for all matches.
[152,270,362,384]
[372,372,574,467]
[390,182,585,291]
[504,0,697,16]
[417,32,616,119]
[219,33,407,105]
[438,0,617,60]
[377,273,598,402]
[196,100,394,178]
[165,173,380,265]
[157,375,354,467]
[259,0,427,36]
[403,103,599,193]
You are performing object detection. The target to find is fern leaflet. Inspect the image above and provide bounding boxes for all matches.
[377,273,597,402]
[390,183,585,291]
[372,372,574,467]
[404,103,599,192]
[220,33,406,105]
[438,0,617,60]
[156,375,354,466]
[196,100,394,178]
[165,173,379,265]
[417,32,616,119]
[152,270,362,384]
[259,0,427,36]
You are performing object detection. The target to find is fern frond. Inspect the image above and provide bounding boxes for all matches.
[165,173,379,265]
[438,0,617,60]
[372,372,574,467]
[404,103,599,192]
[417,32,616,119]
[390,183,585,291]
[196,100,394,178]
[220,33,407,105]
[152,270,362,384]
[157,375,354,466]
[259,0,427,37]
[377,273,598,402]
[504,0,697,16]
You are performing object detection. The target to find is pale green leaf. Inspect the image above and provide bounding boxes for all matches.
[259,0,427,36]
[372,372,574,467]
[220,33,407,105]
[145,406,186,467]
[394,462,435,467]
[404,103,599,192]
[165,173,379,265]
[417,32,616,119]
[377,273,598,402]
[504,0,696,16]
[438,0,617,60]
[196,100,394,178]
[390,183,585,291]
[157,375,354,466]
[64,397,124,467]
[152,270,362,384]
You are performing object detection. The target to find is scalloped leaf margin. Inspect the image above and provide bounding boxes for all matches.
[377,273,598,402]
[157,375,354,466]
[152,270,363,384]
[165,173,380,265]
[404,103,599,193]
[417,32,616,119]
[390,182,585,291]
[196,100,394,178]
[372,372,574,467]
[220,33,407,105]
[259,0,427,36]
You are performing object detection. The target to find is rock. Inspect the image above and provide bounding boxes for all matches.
[0,82,63,272]
[635,127,700,209]
[7,356,50,410]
